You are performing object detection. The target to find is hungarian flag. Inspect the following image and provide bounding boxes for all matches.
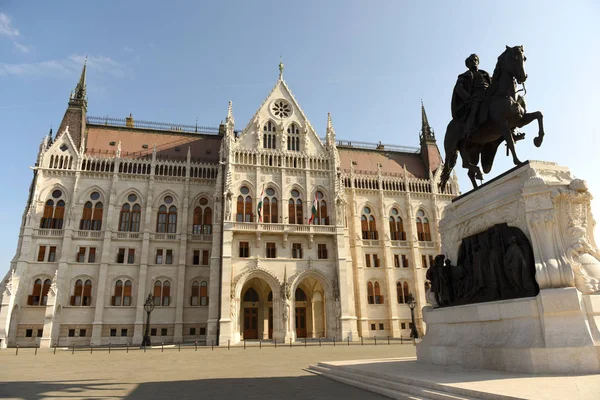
[257,185,265,222]
[308,192,318,224]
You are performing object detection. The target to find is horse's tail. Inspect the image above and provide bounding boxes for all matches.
[439,146,458,193]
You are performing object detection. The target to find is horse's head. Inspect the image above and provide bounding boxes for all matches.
[501,45,528,84]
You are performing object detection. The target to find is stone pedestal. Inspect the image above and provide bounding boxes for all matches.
[417,161,600,374]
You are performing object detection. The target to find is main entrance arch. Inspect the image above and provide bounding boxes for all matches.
[290,270,335,339]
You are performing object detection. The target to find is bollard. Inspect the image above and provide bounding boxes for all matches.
[72,343,75,355]
[211,340,214,351]
[144,343,146,352]
[126,342,129,353]
[347,336,350,346]
[319,338,321,347]
[228,339,230,350]
[195,341,198,351]
[90,344,93,354]
[35,344,38,355]
[109,343,111,354]
[333,337,336,347]
[289,338,292,348]
[259,339,262,349]
[400,335,403,344]
[54,343,57,355]
[387,336,390,345]
[244,339,246,350]
[375,336,377,346]
[161,342,164,352]
[179,342,181,352]
[15,344,19,356]
[361,336,363,346]
[304,337,307,347]
[274,338,277,349]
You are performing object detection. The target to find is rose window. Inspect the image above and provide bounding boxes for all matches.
[272,100,291,118]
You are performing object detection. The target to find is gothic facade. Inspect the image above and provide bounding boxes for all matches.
[0,63,458,347]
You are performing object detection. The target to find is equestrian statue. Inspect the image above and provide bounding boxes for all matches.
[439,46,545,190]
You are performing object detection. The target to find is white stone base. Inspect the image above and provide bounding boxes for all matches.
[417,288,600,374]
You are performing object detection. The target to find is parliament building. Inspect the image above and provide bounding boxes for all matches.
[0,63,458,347]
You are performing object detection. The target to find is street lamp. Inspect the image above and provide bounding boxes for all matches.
[141,293,155,347]
[406,294,419,339]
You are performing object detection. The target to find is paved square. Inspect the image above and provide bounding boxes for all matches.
[0,343,416,399]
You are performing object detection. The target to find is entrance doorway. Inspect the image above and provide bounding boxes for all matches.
[295,307,307,338]
[244,307,258,339]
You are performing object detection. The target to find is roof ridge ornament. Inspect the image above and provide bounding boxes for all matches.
[278,56,284,80]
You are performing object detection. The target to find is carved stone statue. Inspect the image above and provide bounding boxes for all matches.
[440,46,545,189]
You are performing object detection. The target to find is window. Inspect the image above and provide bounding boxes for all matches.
[80,192,103,231]
[266,242,276,258]
[26,329,33,337]
[263,120,277,149]
[361,207,378,239]
[156,249,163,264]
[236,187,253,222]
[311,191,329,225]
[416,210,431,241]
[379,323,384,330]
[389,208,406,240]
[127,249,135,264]
[112,280,132,306]
[365,253,371,268]
[166,249,173,265]
[153,280,171,306]
[397,281,412,304]
[370,324,376,331]
[193,250,200,265]
[80,329,86,337]
[48,246,57,262]
[374,282,384,304]
[287,123,301,151]
[69,329,76,337]
[394,254,400,268]
[367,282,374,304]
[260,188,278,224]
[373,254,380,268]
[288,189,303,224]
[71,279,92,306]
[121,329,128,337]
[402,255,409,268]
[151,328,157,336]
[157,198,178,233]
[193,197,212,234]
[422,255,428,269]
[200,327,206,335]
[88,247,96,263]
[110,328,117,337]
[28,278,51,306]
[239,242,250,258]
[77,247,86,263]
[161,328,168,336]
[401,322,406,329]
[292,243,303,259]
[191,281,209,306]
[119,194,141,232]
[190,327,196,335]
[37,246,46,262]
[40,190,66,229]
[117,248,125,263]
[317,244,328,259]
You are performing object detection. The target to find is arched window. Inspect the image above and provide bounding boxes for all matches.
[288,189,303,224]
[397,281,404,303]
[262,188,278,224]
[313,191,329,225]
[40,189,66,229]
[361,207,378,239]
[263,121,276,149]
[287,123,300,151]
[416,210,431,241]
[71,279,92,306]
[295,288,307,301]
[119,193,141,232]
[28,278,51,306]
[153,280,171,306]
[191,281,199,306]
[389,208,406,240]
[167,206,177,233]
[403,282,411,304]
[367,282,374,304]
[200,281,208,306]
[193,197,212,234]
[374,282,384,304]
[397,281,412,304]
[243,287,259,303]
[80,192,103,231]
[236,186,253,222]
[190,281,209,306]
[112,280,132,306]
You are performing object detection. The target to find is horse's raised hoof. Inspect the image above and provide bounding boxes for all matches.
[534,135,544,147]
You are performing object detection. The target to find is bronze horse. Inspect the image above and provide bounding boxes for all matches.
[439,46,545,189]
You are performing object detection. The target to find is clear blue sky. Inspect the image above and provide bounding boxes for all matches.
[1,1,599,277]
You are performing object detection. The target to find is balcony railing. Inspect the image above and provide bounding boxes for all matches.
[232,222,336,234]
[189,234,213,242]
[74,230,104,239]
[34,229,64,237]
[153,233,179,241]
[114,232,141,240]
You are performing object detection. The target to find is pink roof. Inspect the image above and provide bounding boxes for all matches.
[85,125,222,163]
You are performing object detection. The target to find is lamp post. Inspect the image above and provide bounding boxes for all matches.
[141,293,155,347]
[406,294,419,339]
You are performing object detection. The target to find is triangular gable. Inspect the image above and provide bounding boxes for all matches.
[237,78,326,155]
[42,126,80,168]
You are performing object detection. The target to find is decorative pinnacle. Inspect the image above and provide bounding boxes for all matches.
[420,99,434,141]
[278,56,284,80]
[73,56,87,101]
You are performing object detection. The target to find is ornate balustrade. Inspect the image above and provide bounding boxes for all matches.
[231,222,336,235]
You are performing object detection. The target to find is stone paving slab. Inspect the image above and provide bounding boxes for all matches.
[320,357,600,400]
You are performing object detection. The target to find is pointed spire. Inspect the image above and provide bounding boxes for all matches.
[420,99,435,142]
[226,100,235,126]
[326,112,336,147]
[278,56,284,80]
[74,56,87,101]
[48,127,53,139]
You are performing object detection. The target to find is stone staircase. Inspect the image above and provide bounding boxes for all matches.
[306,362,523,400]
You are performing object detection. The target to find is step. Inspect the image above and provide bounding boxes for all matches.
[307,364,479,400]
